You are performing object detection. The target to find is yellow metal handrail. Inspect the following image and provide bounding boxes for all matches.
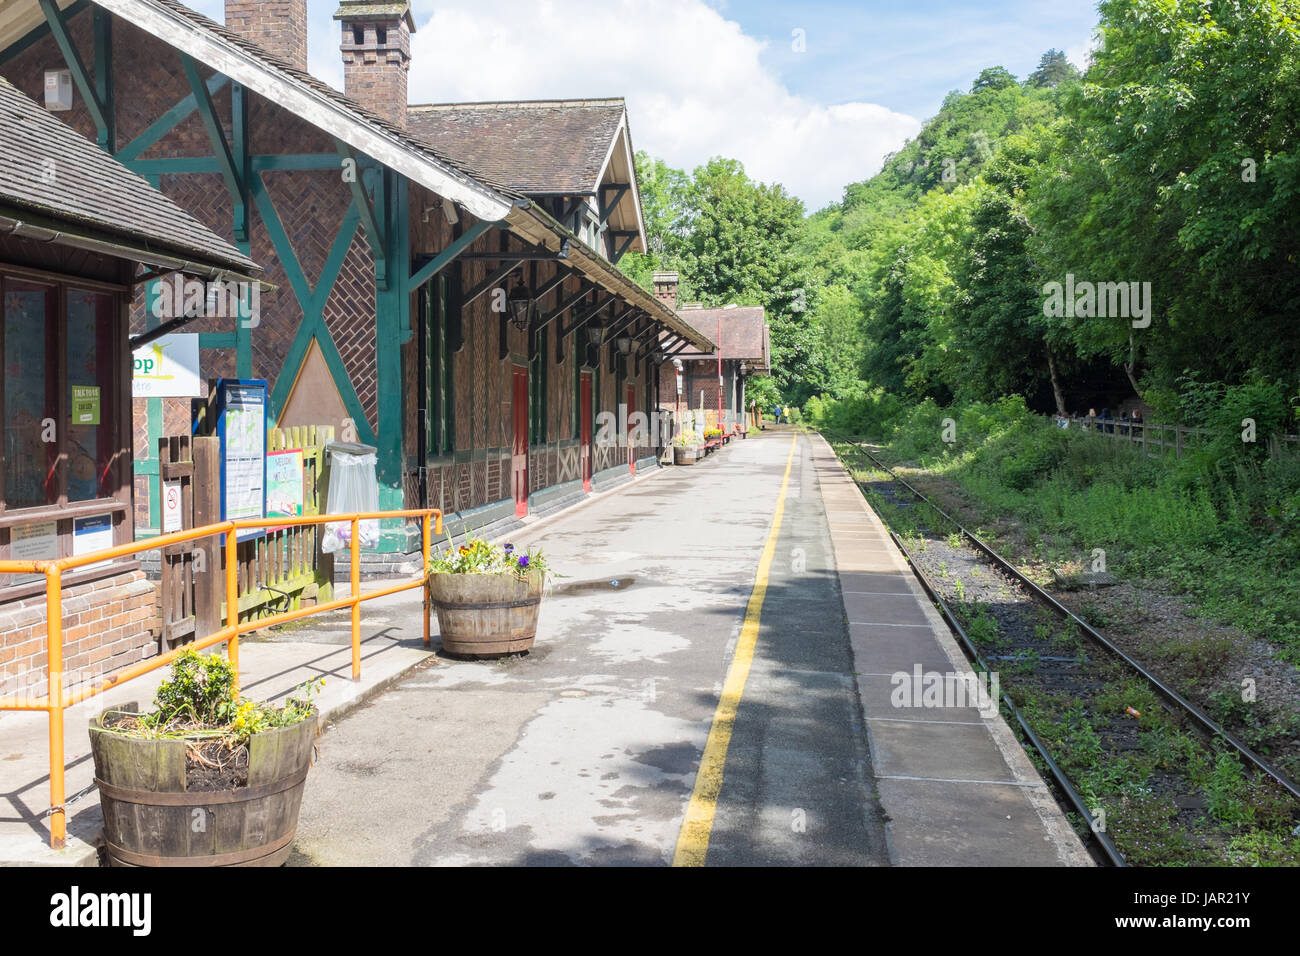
[0,508,442,849]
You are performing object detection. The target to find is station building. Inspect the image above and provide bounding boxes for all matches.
[651,272,771,431]
[0,70,261,686]
[0,0,714,586]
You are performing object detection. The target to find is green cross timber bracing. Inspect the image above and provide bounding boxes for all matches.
[37,0,110,148]
[334,138,387,288]
[181,55,247,243]
[0,0,90,67]
[255,175,371,444]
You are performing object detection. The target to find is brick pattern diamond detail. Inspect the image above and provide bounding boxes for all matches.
[322,228,379,432]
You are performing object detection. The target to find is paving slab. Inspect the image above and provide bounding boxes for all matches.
[809,433,1091,868]
[876,777,1068,866]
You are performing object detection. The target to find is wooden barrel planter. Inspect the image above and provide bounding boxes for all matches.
[674,445,700,466]
[89,706,316,867]
[430,569,544,656]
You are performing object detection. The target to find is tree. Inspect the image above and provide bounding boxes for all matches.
[1027,49,1080,88]
[971,66,1018,93]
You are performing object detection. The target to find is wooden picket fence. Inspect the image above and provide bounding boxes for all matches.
[235,425,334,622]
[1066,417,1300,459]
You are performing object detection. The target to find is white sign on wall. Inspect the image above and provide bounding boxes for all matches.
[132,333,201,398]
[162,479,183,533]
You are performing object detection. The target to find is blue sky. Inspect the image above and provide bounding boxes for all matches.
[190,0,1102,209]
[730,0,1101,118]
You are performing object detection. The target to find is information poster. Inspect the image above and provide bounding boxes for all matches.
[73,514,114,572]
[71,386,101,425]
[266,449,305,519]
[8,521,57,587]
[215,379,267,542]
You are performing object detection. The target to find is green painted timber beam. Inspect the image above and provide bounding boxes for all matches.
[92,7,114,152]
[598,184,630,226]
[610,232,637,264]
[38,0,109,146]
[408,218,497,289]
[231,83,250,243]
[333,138,387,289]
[462,258,523,308]
[562,291,616,337]
[122,155,348,176]
[538,282,591,329]
[116,73,227,162]
[181,55,246,243]
[0,0,89,66]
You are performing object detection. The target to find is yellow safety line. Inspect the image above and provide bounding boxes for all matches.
[672,433,799,866]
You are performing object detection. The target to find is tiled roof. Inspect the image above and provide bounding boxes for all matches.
[147,0,516,196]
[0,75,258,274]
[407,100,627,193]
[671,307,770,365]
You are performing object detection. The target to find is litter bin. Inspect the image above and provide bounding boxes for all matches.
[321,441,379,554]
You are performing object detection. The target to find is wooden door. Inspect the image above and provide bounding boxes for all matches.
[626,384,637,476]
[580,372,593,492]
[512,365,529,517]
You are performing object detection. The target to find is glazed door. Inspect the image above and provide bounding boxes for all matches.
[512,365,529,517]
[626,384,637,476]
[580,372,593,492]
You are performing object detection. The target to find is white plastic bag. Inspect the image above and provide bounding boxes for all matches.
[322,444,379,554]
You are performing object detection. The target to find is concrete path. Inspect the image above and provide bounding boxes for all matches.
[808,433,1090,866]
[290,429,890,866]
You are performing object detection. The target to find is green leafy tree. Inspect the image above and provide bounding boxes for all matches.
[1027,49,1080,89]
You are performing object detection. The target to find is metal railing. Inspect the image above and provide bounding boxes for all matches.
[0,508,442,850]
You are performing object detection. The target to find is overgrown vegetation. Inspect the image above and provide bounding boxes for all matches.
[871,397,1300,665]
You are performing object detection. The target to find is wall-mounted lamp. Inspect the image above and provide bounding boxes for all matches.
[586,320,604,345]
[616,335,632,355]
[507,283,534,332]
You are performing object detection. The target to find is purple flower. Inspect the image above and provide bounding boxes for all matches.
[517,555,529,568]
[503,543,514,553]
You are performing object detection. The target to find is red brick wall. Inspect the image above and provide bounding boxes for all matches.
[225,0,309,72]
[339,20,411,129]
[0,571,160,692]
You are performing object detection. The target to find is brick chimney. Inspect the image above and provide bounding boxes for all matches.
[653,272,679,311]
[335,1,416,129]
[226,0,309,72]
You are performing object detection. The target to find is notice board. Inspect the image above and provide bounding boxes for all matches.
[213,379,267,542]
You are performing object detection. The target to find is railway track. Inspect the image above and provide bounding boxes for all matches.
[825,432,1300,867]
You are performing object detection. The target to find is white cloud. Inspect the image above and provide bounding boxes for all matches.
[391,0,920,211]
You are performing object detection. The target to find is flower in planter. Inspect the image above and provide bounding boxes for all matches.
[99,648,322,788]
[427,535,549,580]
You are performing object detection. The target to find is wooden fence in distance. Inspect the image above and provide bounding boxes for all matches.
[1065,417,1299,459]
